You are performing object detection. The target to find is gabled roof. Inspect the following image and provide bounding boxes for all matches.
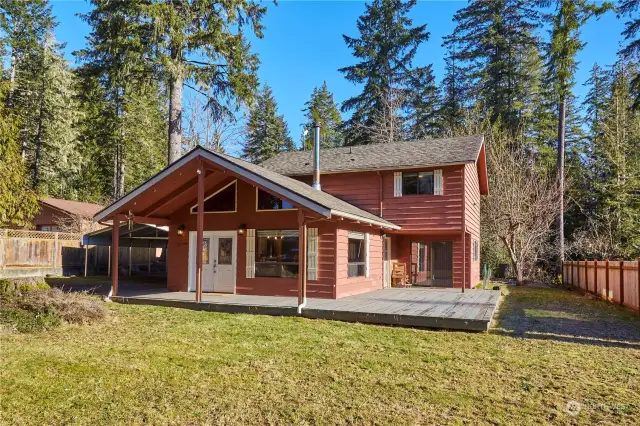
[41,197,104,217]
[94,146,400,230]
[261,134,485,176]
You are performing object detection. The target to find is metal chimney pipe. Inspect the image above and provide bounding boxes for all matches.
[312,120,321,190]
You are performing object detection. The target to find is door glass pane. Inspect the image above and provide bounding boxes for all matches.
[203,238,210,264]
[218,238,232,265]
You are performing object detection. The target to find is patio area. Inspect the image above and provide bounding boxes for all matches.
[112,287,501,331]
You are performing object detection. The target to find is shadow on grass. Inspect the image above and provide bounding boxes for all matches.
[45,276,167,297]
[491,286,640,349]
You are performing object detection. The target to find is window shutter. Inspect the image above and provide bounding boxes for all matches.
[394,172,402,197]
[245,229,255,278]
[434,169,443,195]
[307,228,318,281]
[365,233,370,277]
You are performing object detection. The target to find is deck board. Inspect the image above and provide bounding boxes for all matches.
[112,287,501,332]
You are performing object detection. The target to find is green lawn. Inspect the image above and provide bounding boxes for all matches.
[1,285,638,425]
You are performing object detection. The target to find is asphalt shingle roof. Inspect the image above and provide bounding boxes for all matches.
[215,150,399,229]
[42,197,104,217]
[261,134,484,176]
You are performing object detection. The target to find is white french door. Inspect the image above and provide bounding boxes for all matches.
[189,231,236,293]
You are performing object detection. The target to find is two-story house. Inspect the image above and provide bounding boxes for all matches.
[94,133,487,303]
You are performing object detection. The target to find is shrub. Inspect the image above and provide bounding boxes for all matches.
[0,288,106,333]
[0,277,50,298]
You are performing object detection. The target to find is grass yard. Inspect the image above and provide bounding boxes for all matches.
[1,285,639,425]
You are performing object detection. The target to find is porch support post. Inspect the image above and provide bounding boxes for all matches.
[195,158,205,302]
[111,215,120,297]
[84,244,88,277]
[297,210,307,313]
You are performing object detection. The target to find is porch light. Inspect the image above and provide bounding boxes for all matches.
[176,224,186,236]
[238,224,247,235]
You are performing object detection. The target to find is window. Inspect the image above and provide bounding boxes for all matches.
[418,242,426,272]
[255,230,299,277]
[473,240,479,262]
[256,188,295,210]
[348,232,367,277]
[402,171,434,195]
[190,180,236,213]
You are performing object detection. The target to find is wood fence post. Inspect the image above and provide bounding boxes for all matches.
[128,245,132,277]
[605,259,610,301]
[107,246,111,277]
[637,257,640,312]
[0,229,6,271]
[594,259,598,296]
[584,259,588,291]
[570,261,573,287]
[620,260,625,306]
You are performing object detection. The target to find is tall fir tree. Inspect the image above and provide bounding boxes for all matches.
[618,0,640,110]
[339,0,429,145]
[442,0,542,136]
[405,65,440,139]
[0,77,39,227]
[541,0,613,266]
[301,82,343,150]
[438,39,471,136]
[242,85,294,164]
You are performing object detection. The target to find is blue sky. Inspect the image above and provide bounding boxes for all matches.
[51,0,626,150]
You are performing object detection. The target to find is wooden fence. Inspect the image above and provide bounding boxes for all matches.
[1,229,166,279]
[563,259,640,312]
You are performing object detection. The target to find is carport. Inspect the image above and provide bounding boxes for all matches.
[82,224,168,278]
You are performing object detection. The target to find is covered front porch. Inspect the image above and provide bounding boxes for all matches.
[111,286,500,332]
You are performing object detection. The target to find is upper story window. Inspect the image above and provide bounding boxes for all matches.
[394,170,442,197]
[256,188,295,211]
[402,172,434,195]
[190,180,236,214]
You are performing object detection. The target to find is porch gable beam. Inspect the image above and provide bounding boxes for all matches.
[140,168,217,217]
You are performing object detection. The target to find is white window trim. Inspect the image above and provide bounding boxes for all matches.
[399,170,441,196]
[255,187,298,212]
[190,179,237,214]
[347,231,368,279]
[307,228,318,281]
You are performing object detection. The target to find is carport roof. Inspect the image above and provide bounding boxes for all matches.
[94,146,400,230]
[83,223,168,248]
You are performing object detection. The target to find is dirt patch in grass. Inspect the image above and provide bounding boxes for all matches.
[1,286,638,425]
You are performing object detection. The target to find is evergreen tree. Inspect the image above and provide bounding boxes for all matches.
[406,65,440,139]
[0,78,39,227]
[0,0,55,109]
[585,60,640,257]
[301,82,343,149]
[339,0,429,145]
[242,85,294,164]
[541,0,612,266]
[438,39,471,136]
[443,0,542,135]
[618,0,640,109]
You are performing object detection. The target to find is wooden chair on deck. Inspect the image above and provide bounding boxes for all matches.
[391,263,410,288]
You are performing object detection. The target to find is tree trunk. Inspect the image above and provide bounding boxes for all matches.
[113,139,119,200]
[119,143,125,198]
[168,72,183,164]
[556,98,566,273]
[33,70,46,189]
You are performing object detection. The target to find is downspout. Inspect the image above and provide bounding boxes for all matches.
[378,171,383,218]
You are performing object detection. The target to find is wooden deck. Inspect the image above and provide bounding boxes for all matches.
[112,287,501,331]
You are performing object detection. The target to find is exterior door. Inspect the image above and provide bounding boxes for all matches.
[383,237,391,288]
[212,233,235,293]
[188,231,235,293]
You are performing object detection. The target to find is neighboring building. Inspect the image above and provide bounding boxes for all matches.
[94,134,488,301]
[32,198,104,232]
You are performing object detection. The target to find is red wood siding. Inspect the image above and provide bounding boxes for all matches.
[166,179,339,298]
[335,224,384,298]
[314,166,465,233]
[465,163,481,286]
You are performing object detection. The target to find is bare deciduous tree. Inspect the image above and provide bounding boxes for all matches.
[482,134,562,285]
[355,87,406,144]
[54,212,103,235]
[184,91,246,153]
